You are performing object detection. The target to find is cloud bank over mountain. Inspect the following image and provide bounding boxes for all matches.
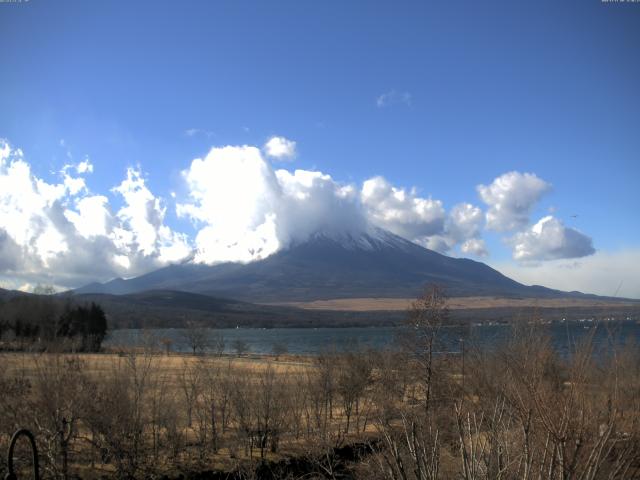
[0,138,597,291]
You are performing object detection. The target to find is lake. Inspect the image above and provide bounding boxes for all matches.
[104,320,640,356]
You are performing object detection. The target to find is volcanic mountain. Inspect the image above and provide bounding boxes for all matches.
[75,228,595,303]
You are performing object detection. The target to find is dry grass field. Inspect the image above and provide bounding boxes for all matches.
[0,348,384,479]
[1,351,315,380]
[273,296,640,311]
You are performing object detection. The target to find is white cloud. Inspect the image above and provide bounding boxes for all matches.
[447,203,483,240]
[461,238,488,257]
[184,128,215,138]
[509,215,595,261]
[398,203,488,256]
[0,142,10,163]
[176,151,487,264]
[361,176,445,242]
[59,158,94,195]
[376,90,412,108]
[177,145,365,264]
[478,171,551,231]
[264,136,297,160]
[177,146,282,264]
[76,158,93,174]
[0,230,21,271]
[112,168,168,256]
[275,169,366,243]
[0,138,609,290]
[62,173,86,196]
[491,249,640,299]
[0,146,68,265]
[443,202,487,255]
[112,168,191,262]
[0,139,192,288]
[2,138,490,281]
[64,195,111,238]
[422,235,451,254]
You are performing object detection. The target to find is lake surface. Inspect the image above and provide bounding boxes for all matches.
[104,320,640,356]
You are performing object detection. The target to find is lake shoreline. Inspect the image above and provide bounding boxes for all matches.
[103,319,640,356]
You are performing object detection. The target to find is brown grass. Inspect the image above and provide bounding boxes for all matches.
[0,351,314,378]
[0,351,344,478]
[269,296,640,311]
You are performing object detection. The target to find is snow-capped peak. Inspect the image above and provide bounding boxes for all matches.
[302,226,415,252]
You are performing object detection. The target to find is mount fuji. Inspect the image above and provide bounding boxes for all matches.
[75,228,590,302]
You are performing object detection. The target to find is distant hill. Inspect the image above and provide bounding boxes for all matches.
[75,228,613,302]
[0,287,28,301]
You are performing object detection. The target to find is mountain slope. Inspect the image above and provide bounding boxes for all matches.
[75,229,589,302]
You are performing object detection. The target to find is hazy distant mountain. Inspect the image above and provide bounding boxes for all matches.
[75,228,599,302]
[0,287,28,301]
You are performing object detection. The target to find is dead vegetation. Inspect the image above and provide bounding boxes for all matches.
[273,296,640,312]
[1,287,639,479]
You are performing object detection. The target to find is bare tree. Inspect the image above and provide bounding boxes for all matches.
[232,338,250,356]
[147,358,172,461]
[83,352,156,478]
[195,358,226,454]
[313,350,337,438]
[253,364,289,458]
[178,359,202,428]
[400,284,448,415]
[371,285,449,480]
[181,325,210,355]
[456,323,640,480]
[336,350,372,434]
[210,330,225,356]
[29,353,91,480]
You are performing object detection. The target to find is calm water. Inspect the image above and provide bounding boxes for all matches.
[104,320,640,356]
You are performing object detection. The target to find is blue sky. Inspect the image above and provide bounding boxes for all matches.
[0,0,639,297]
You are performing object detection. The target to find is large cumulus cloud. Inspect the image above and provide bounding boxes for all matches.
[177,146,282,264]
[478,171,551,231]
[509,215,595,261]
[477,171,595,262]
[413,202,488,256]
[0,139,190,289]
[4,139,489,290]
[445,203,488,256]
[176,146,489,264]
[361,176,445,242]
[177,146,371,264]
[275,169,367,243]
